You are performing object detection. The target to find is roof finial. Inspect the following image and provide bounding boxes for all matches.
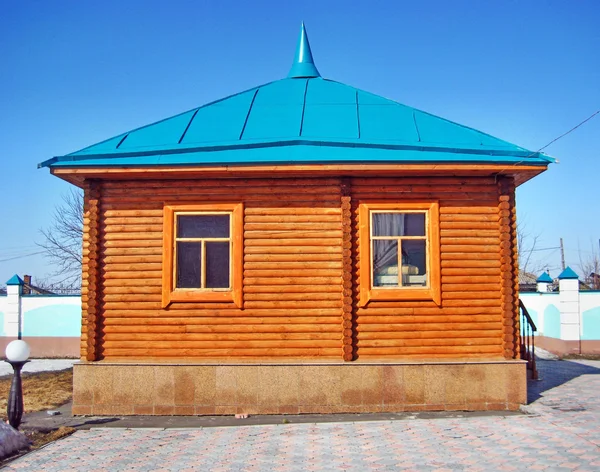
[288,22,320,79]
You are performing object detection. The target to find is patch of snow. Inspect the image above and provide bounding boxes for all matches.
[0,422,29,459]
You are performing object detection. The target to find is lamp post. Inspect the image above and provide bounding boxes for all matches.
[4,340,30,429]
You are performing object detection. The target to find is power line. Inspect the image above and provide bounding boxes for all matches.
[0,251,45,263]
[527,109,600,157]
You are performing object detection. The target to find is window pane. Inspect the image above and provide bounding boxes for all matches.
[176,242,201,288]
[372,213,425,237]
[373,240,398,287]
[402,240,427,287]
[177,214,230,238]
[206,241,230,288]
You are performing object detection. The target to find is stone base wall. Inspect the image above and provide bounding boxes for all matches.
[0,337,80,358]
[537,336,600,356]
[72,361,527,416]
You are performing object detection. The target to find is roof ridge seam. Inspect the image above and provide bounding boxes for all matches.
[412,112,421,143]
[178,108,200,144]
[299,79,309,137]
[239,89,260,141]
[355,90,361,139]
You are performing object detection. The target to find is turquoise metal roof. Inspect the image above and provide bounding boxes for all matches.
[558,266,579,280]
[40,25,554,170]
[536,272,553,283]
[6,274,24,286]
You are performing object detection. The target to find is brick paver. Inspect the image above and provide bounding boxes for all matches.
[5,359,599,471]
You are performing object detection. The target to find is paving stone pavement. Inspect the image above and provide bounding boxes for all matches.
[4,359,600,471]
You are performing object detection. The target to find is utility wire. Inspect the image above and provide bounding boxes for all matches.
[0,251,45,263]
[527,109,600,157]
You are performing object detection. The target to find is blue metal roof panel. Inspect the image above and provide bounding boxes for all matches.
[119,109,197,150]
[183,89,256,144]
[537,272,554,283]
[6,274,24,286]
[357,91,420,142]
[242,80,306,139]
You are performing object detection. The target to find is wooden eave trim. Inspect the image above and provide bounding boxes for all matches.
[50,163,547,188]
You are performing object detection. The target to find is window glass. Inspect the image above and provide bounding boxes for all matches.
[373,240,398,287]
[176,242,201,288]
[206,241,230,288]
[177,214,230,238]
[372,212,425,237]
[402,240,427,287]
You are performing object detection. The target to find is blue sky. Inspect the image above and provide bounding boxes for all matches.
[1,0,599,285]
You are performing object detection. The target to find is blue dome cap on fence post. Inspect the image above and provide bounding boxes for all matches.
[288,22,320,78]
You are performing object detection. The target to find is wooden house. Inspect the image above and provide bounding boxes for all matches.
[40,25,553,415]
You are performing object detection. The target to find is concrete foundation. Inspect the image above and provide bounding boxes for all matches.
[72,360,527,416]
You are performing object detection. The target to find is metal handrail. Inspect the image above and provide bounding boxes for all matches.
[519,298,538,380]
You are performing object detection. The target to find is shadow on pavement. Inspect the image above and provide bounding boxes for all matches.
[527,359,600,404]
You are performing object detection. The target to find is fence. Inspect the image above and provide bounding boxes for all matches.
[0,276,80,358]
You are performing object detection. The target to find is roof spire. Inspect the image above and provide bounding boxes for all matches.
[288,22,320,79]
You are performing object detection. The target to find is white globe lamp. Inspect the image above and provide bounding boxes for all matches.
[5,340,31,362]
[4,339,30,429]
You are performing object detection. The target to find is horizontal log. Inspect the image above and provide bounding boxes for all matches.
[357,337,501,348]
[103,347,340,357]
[244,285,340,293]
[350,177,496,186]
[243,269,340,278]
[244,261,342,270]
[441,268,499,276]
[245,208,340,217]
[103,286,161,295]
[102,271,162,280]
[441,244,499,253]
[441,275,500,283]
[104,239,162,248]
[441,253,498,261]
[104,324,341,334]
[103,294,162,303]
[102,210,162,218]
[357,345,502,355]
[243,300,341,309]
[440,214,499,222]
[103,279,160,287]
[103,217,162,225]
[441,259,500,268]
[244,223,341,231]
[244,246,342,254]
[104,316,342,326]
[440,229,499,237]
[442,283,500,291]
[102,263,162,271]
[441,237,499,245]
[107,332,341,342]
[244,253,341,262]
[244,238,341,247]
[357,322,501,332]
[105,308,342,317]
[244,231,342,240]
[103,339,342,349]
[102,225,163,233]
[244,277,340,286]
[104,177,343,189]
[245,292,341,301]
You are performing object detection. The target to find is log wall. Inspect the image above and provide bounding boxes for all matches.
[351,176,508,359]
[81,175,518,360]
[83,178,344,359]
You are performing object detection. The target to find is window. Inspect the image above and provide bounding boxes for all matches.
[358,202,440,306]
[162,203,243,308]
